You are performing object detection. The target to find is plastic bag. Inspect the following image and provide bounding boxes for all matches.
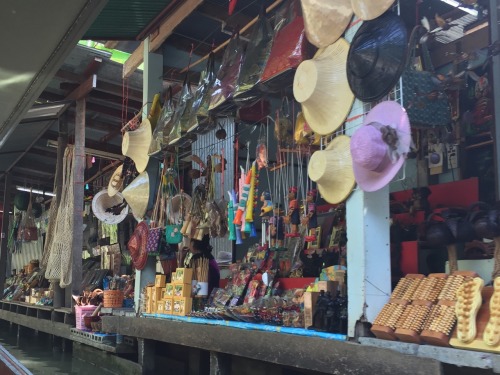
[168,77,194,146]
[149,88,175,156]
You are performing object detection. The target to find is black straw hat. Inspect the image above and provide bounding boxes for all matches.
[346,11,407,102]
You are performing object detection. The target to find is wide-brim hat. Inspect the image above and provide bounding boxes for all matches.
[128,221,149,270]
[293,38,354,136]
[351,0,395,21]
[122,119,152,173]
[91,190,128,225]
[347,12,407,102]
[350,101,411,192]
[107,165,124,197]
[308,135,355,204]
[167,192,192,224]
[300,0,353,49]
[122,159,160,220]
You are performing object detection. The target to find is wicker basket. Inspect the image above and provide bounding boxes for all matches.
[103,290,124,308]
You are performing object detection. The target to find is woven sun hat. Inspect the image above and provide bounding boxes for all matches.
[300,0,353,49]
[107,165,124,197]
[351,0,395,21]
[128,221,149,270]
[293,38,354,136]
[350,101,411,192]
[122,159,160,220]
[346,11,407,102]
[167,192,192,224]
[122,119,152,173]
[91,190,128,225]
[307,135,355,204]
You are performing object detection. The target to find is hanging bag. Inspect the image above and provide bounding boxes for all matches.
[145,163,166,254]
[169,75,194,146]
[21,191,38,242]
[260,0,313,93]
[149,88,175,156]
[165,160,183,244]
[401,26,452,128]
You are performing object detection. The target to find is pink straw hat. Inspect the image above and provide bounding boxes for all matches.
[350,101,411,192]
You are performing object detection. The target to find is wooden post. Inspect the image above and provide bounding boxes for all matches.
[489,0,500,200]
[71,99,85,301]
[0,173,12,287]
[53,119,68,309]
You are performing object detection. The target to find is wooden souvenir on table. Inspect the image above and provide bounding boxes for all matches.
[304,189,318,243]
[260,191,273,217]
[269,204,285,249]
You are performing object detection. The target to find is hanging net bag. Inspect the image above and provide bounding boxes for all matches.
[45,147,74,287]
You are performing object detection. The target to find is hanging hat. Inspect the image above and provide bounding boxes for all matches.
[300,0,353,49]
[167,192,192,225]
[122,119,152,173]
[346,12,407,102]
[350,101,411,192]
[14,191,30,211]
[308,135,355,204]
[350,0,395,21]
[91,190,129,225]
[293,38,354,136]
[128,221,149,270]
[122,159,160,220]
[107,165,124,197]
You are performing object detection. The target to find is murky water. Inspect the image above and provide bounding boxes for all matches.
[0,321,114,375]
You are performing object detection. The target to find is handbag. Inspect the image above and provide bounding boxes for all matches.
[401,26,452,128]
[149,88,175,156]
[260,0,313,93]
[18,191,38,242]
[233,9,274,107]
[208,33,244,113]
[187,53,217,134]
[146,163,166,254]
[169,75,194,146]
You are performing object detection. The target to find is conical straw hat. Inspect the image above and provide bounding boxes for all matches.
[308,135,355,204]
[293,38,354,136]
[122,119,152,173]
[351,0,395,21]
[122,171,150,219]
[91,190,128,225]
[107,165,124,197]
[300,0,353,49]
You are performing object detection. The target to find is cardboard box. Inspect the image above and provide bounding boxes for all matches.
[29,296,41,304]
[317,281,339,295]
[164,298,173,314]
[152,287,163,306]
[173,297,192,316]
[155,275,167,288]
[146,286,154,314]
[164,283,174,299]
[156,301,165,314]
[173,283,192,298]
[303,291,320,329]
[173,268,193,284]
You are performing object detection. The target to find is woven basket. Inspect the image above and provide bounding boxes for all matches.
[103,290,124,308]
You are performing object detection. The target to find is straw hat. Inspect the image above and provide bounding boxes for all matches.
[167,192,192,224]
[351,0,395,21]
[128,221,149,270]
[122,119,152,173]
[107,165,124,197]
[300,0,353,49]
[293,38,354,136]
[91,190,128,225]
[122,159,160,220]
[350,101,411,192]
[347,12,407,102]
[307,135,355,204]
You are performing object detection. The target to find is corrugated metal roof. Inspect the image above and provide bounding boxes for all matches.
[83,0,175,40]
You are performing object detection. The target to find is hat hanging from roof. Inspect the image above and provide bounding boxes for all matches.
[350,101,411,192]
[307,135,355,204]
[14,191,30,211]
[346,11,407,102]
[122,159,160,220]
[107,165,124,197]
[128,221,149,270]
[91,190,128,225]
[293,38,354,136]
[167,192,192,225]
[122,119,152,173]
[350,0,395,21]
[300,0,353,49]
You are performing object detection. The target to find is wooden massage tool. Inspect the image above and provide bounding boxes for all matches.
[483,277,500,346]
[420,273,469,346]
[371,274,424,340]
[455,277,484,344]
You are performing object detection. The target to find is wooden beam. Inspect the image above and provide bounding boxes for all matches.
[83,57,102,78]
[66,74,97,100]
[196,2,252,30]
[95,80,143,102]
[123,0,203,78]
[43,130,123,156]
[0,173,12,287]
[104,41,119,49]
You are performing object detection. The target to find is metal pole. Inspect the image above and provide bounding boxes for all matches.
[53,118,68,309]
[489,0,500,199]
[71,99,85,301]
[0,173,12,288]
